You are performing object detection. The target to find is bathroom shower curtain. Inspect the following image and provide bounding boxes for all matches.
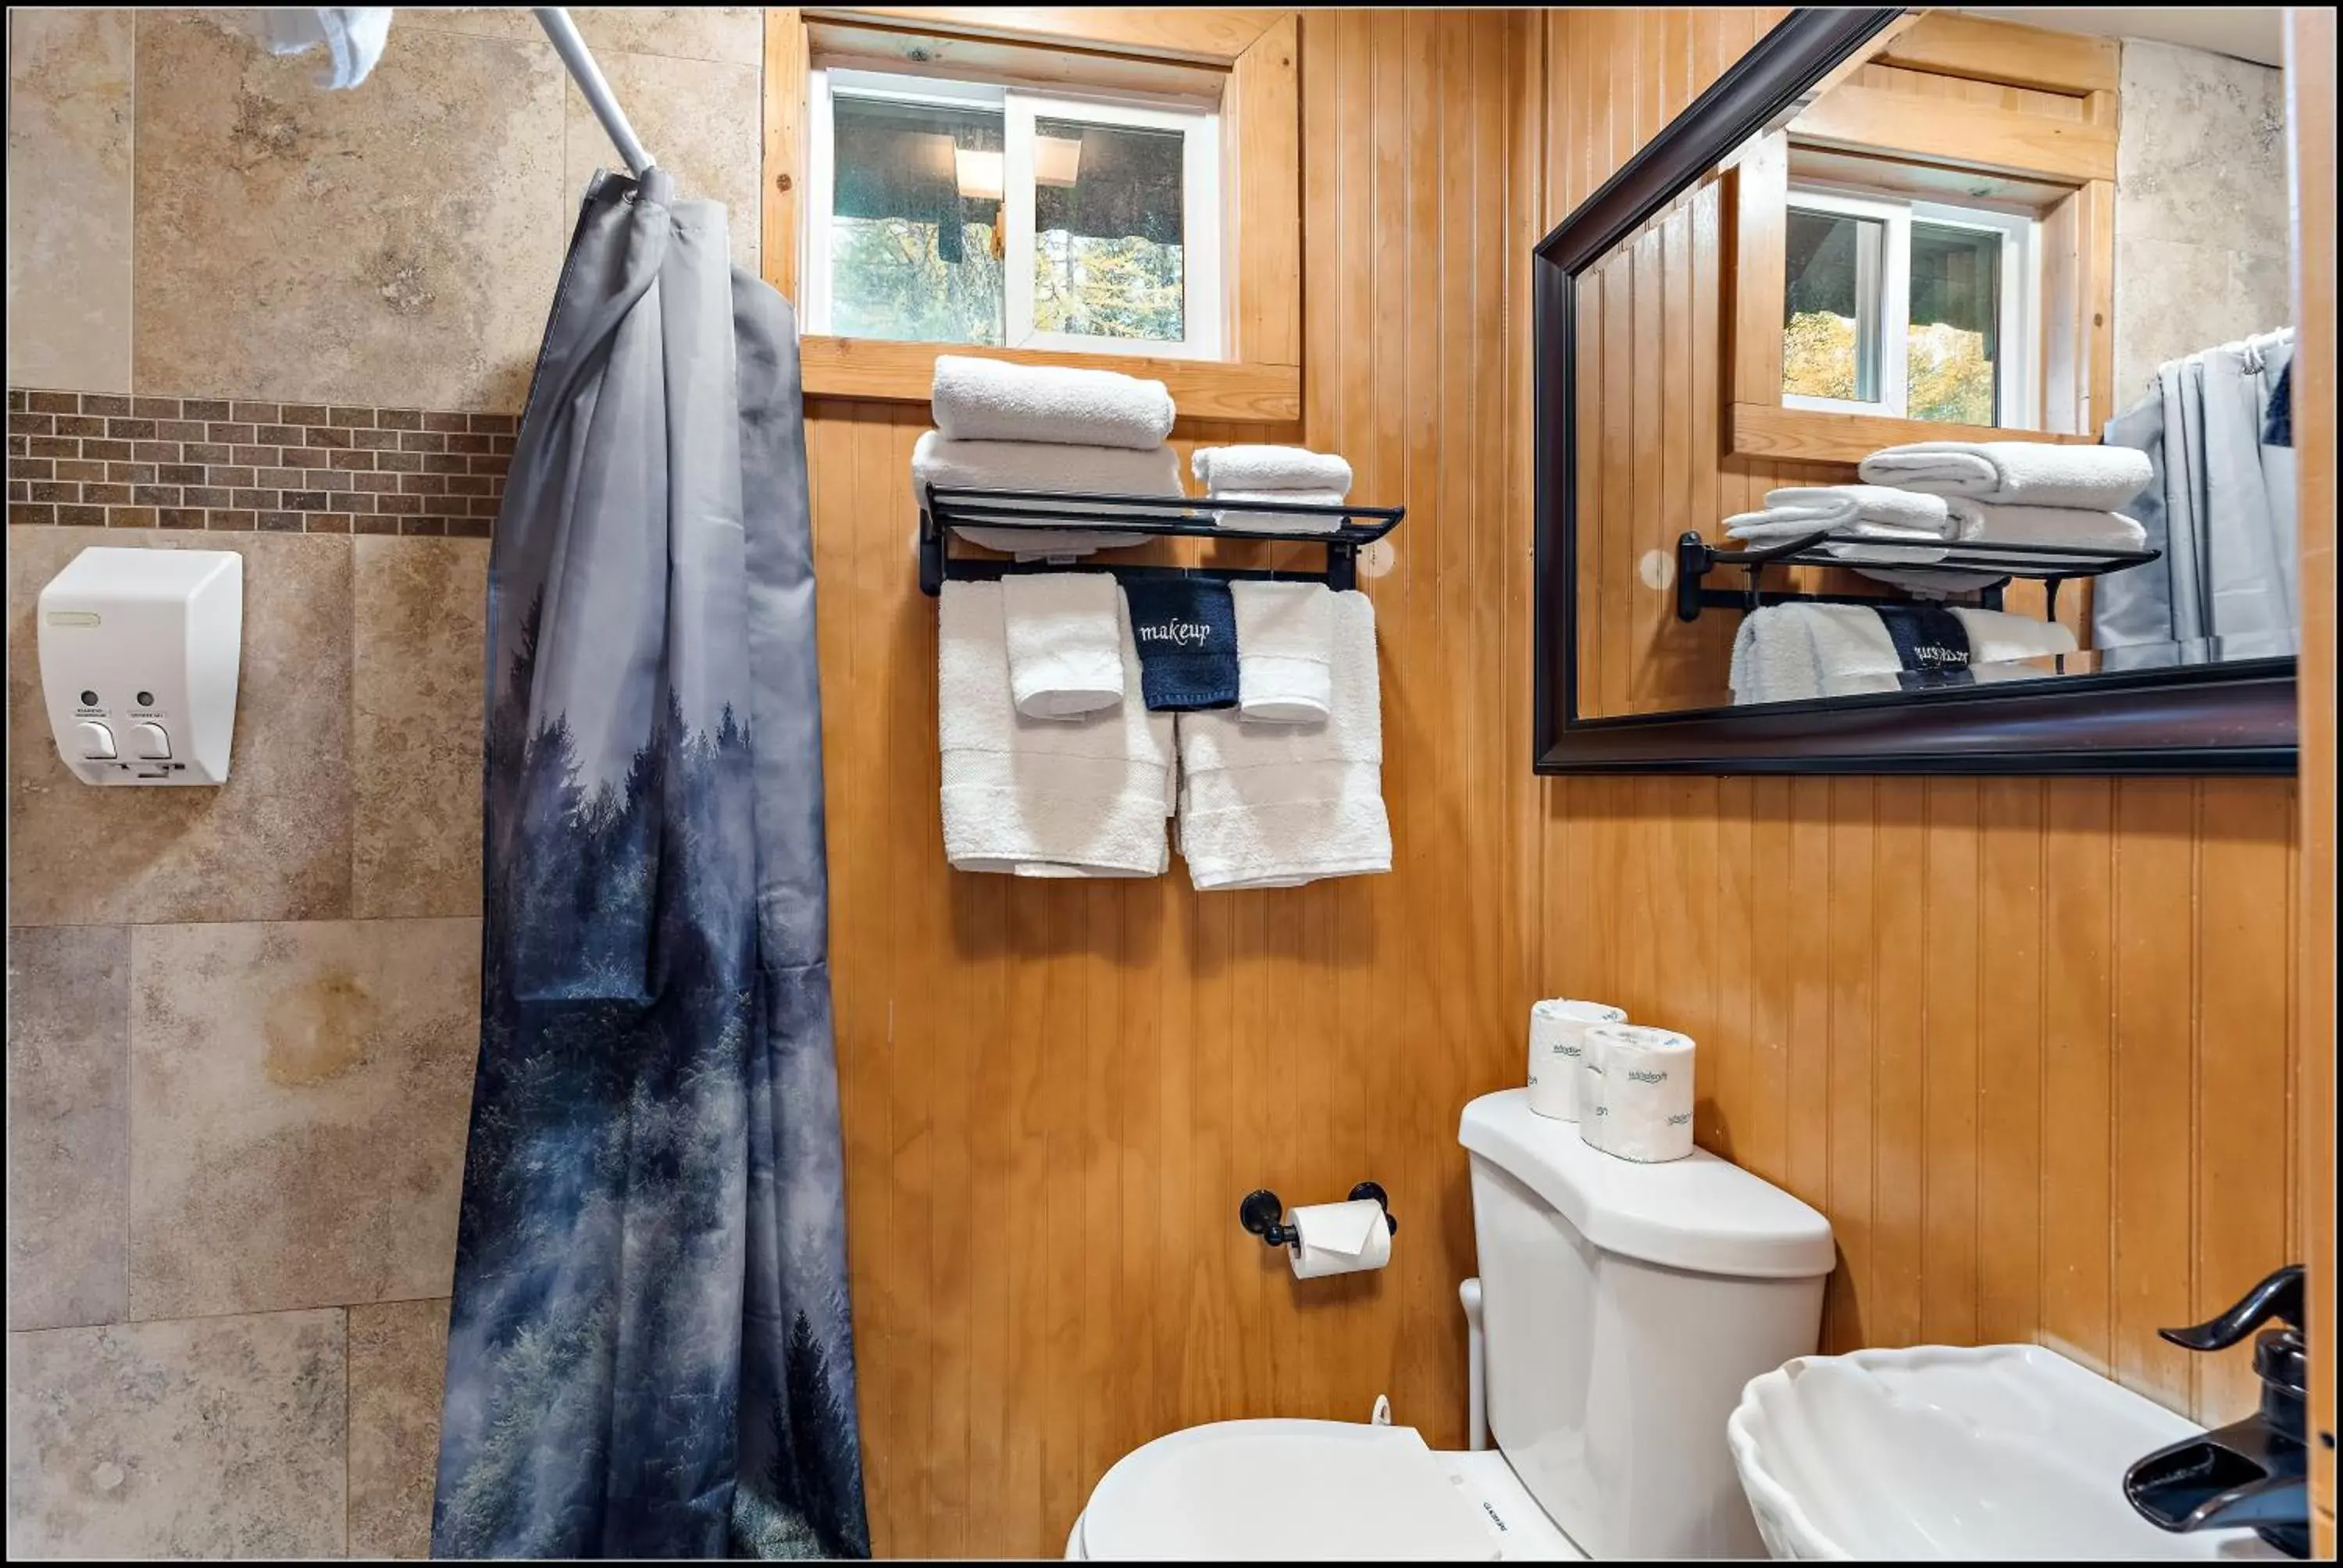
[2093,329,2298,661]
[432,170,869,1560]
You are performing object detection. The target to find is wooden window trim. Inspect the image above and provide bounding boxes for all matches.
[761,7,1301,420]
[1724,15,2119,468]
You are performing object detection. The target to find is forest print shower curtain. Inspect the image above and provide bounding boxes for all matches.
[431,169,868,1559]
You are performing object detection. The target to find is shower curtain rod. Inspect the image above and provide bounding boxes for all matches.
[533,7,655,176]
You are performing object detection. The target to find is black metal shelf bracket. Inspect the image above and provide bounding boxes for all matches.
[1673,529,2162,625]
[918,483,1405,597]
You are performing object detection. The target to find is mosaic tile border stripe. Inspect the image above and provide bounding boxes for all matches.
[6,387,512,536]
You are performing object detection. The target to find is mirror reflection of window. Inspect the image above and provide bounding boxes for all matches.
[1782,187,2036,429]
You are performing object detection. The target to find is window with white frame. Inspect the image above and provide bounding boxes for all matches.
[803,68,1223,358]
[1781,186,2039,429]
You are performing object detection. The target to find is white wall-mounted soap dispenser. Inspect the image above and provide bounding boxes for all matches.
[38,547,243,786]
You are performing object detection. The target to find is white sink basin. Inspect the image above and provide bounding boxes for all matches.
[1726,1344,2282,1559]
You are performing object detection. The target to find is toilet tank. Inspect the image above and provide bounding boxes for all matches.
[1458,1090,1833,1559]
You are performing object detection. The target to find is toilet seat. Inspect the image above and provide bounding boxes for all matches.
[1075,1419,1505,1560]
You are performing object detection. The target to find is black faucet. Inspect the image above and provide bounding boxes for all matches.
[2122,1264,2313,1558]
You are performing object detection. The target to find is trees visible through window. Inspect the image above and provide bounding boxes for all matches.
[1781,187,2035,429]
[806,69,1221,358]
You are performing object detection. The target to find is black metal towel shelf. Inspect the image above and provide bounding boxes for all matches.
[1674,528,2162,624]
[918,483,1404,597]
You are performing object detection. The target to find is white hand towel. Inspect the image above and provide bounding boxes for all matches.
[1856,440,2154,510]
[1943,498,2149,555]
[1231,581,1334,722]
[932,355,1175,450]
[913,430,1176,558]
[1191,445,1355,494]
[939,580,1173,877]
[1175,590,1389,890]
[257,8,393,87]
[1949,605,2080,666]
[1739,484,1956,536]
[1207,488,1350,534]
[1728,604,1828,705]
[1003,573,1123,719]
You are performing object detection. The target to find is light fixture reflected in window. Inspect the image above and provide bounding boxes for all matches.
[954,147,1004,201]
[1034,133,1083,188]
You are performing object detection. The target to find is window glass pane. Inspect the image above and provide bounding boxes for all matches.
[1783,207,1883,403]
[1032,116,1186,343]
[1907,221,2001,425]
[829,94,1005,344]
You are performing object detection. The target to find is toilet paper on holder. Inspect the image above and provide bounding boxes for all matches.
[1239,1183,1397,1278]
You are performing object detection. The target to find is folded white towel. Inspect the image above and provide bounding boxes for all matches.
[1002,573,1123,720]
[1207,487,1350,534]
[912,430,1176,558]
[1943,498,2149,555]
[939,580,1173,877]
[1856,440,2154,510]
[1175,590,1389,890]
[1231,581,1333,723]
[1191,445,1354,494]
[932,354,1175,451]
[1746,484,1956,536]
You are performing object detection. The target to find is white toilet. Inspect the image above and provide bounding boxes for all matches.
[1068,1089,1835,1559]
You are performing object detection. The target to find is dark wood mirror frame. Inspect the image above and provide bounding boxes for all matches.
[1531,6,2299,775]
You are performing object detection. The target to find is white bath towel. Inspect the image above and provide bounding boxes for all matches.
[932,355,1175,450]
[1231,581,1334,723]
[1943,498,2149,555]
[1730,602,2076,704]
[1175,590,1389,890]
[1856,440,2154,510]
[1002,573,1124,719]
[939,580,1173,877]
[912,430,1176,558]
[1191,445,1355,495]
[1732,484,1957,537]
[1206,487,1350,534]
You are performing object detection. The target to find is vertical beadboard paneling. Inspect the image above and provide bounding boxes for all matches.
[1536,7,2305,1430]
[807,13,1535,1555]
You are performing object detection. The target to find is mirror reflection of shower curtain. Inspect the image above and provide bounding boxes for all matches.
[430,169,870,1560]
[2094,329,2298,665]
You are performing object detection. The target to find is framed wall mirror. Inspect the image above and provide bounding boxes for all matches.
[1532,7,2307,773]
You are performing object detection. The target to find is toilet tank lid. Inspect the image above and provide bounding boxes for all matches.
[1459,1090,1834,1278]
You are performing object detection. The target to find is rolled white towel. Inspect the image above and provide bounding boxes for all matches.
[1944,498,2149,556]
[1192,445,1354,494]
[1856,440,2153,510]
[1002,572,1123,720]
[932,354,1175,450]
[1759,484,1955,535]
[1231,581,1333,723]
[1207,487,1350,534]
[912,429,1176,558]
[1175,590,1389,890]
[939,580,1173,878]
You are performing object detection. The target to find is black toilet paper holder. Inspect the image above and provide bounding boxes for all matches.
[1240,1183,1397,1249]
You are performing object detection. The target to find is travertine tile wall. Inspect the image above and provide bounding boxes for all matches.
[4,9,763,1559]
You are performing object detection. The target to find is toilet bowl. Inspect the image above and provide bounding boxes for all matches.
[1069,1089,1835,1559]
[1064,1418,1582,1560]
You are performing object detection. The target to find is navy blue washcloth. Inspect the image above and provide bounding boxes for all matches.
[1873,604,1977,690]
[1121,578,1239,711]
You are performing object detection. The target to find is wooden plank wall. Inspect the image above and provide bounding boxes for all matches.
[803,12,1540,1556]
[1535,3,2305,1432]
[800,9,2313,1557]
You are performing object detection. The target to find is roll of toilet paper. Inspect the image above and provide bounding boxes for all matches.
[1579,1024,1696,1163]
[1527,998,1628,1121]
[1286,1198,1393,1279]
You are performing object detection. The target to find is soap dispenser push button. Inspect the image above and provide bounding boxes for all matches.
[130,722,171,760]
[75,721,117,761]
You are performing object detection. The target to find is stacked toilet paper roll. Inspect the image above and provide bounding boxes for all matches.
[1579,1023,1696,1163]
[1285,1199,1393,1279]
[1526,998,1628,1121]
